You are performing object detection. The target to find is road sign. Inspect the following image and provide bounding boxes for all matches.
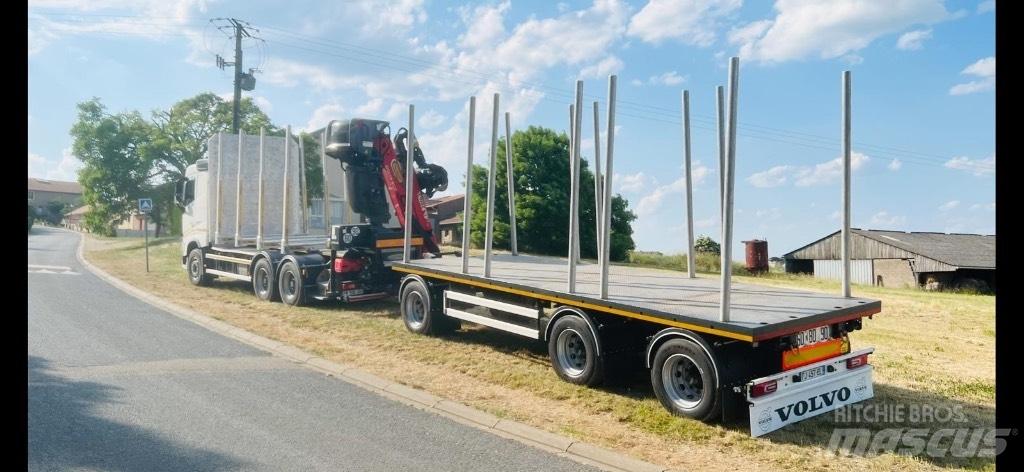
[138,198,153,214]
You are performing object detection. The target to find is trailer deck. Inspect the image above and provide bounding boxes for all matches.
[392,253,880,342]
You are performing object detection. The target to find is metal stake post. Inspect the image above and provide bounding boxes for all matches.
[484,94,500,277]
[842,71,852,298]
[214,133,223,244]
[599,75,617,299]
[281,126,291,250]
[720,58,739,323]
[567,80,583,292]
[403,105,415,263]
[462,96,476,273]
[682,91,695,278]
[322,129,331,246]
[144,213,149,272]
[256,128,265,250]
[593,101,603,263]
[504,111,518,256]
[234,131,244,247]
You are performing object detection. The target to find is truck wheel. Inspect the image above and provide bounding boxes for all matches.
[252,258,279,302]
[399,279,453,335]
[186,248,211,286]
[278,261,305,307]
[548,314,604,386]
[651,338,720,421]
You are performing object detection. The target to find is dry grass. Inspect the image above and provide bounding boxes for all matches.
[85,237,995,472]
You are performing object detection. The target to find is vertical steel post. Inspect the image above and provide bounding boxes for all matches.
[599,75,617,299]
[214,132,223,244]
[234,131,244,247]
[484,94,500,277]
[682,90,695,278]
[720,57,739,323]
[567,80,583,292]
[281,126,291,250]
[300,137,308,235]
[593,101,603,263]
[322,129,330,246]
[504,111,518,256]
[462,96,476,273]
[256,128,265,250]
[403,105,415,263]
[568,104,580,263]
[842,71,852,298]
[716,86,725,241]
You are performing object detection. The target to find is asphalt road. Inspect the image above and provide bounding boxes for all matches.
[28,227,597,471]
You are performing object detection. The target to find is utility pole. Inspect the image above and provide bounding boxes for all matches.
[212,18,260,133]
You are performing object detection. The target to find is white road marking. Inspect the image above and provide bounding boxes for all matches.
[28,264,79,275]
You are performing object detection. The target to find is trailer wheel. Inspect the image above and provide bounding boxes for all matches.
[252,258,279,302]
[651,338,720,421]
[186,248,211,286]
[548,315,604,386]
[278,261,305,307]
[399,279,453,335]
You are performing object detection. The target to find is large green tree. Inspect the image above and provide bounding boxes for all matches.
[71,99,158,236]
[71,93,281,236]
[469,126,636,261]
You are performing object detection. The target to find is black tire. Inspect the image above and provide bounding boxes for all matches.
[399,279,454,335]
[650,338,721,422]
[547,314,605,386]
[186,248,212,286]
[252,258,279,302]
[278,261,305,307]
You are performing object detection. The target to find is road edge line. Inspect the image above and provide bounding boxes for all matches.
[74,233,670,472]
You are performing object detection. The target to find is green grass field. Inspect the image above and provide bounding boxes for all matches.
[85,236,996,472]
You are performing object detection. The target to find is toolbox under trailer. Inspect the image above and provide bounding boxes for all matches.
[392,59,881,436]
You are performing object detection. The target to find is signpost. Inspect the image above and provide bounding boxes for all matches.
[139,198,153,272]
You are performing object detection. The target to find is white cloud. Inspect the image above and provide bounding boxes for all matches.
[457,1,510,49]
[252,96,273,113]
[634,161,710,216]
[870,211,906,228]
[747,165,792,188]
[262,58,366,91]
[733,0,951,64]
[616,171,649,193]
[829,210,841,220]
[794,151,869,186]
[28,148,83,181]
[580,56,624,80]
[888,159,903,171]
[303,102,345,133]
[938,200,959,211]
[944,154,995,176]
[755,207,782,220]
[417,110,446,130]
[969,202,995,212]
[950,56,995,95]
[897,28,932,50]
[633,71,687,86]
[627,0,742,46]
[355,98,386,116]
[977,0,995,14]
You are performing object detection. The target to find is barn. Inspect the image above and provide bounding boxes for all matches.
[782,229,995,292]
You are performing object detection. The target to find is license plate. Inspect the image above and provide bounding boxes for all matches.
[794,325,832,347]
[343,288,365,297]
[799,365,827,382]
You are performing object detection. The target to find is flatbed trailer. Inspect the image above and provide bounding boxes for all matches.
[388,61,881,437]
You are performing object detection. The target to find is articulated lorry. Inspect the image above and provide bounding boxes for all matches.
[174,119,448,306]
[178,60,880,437]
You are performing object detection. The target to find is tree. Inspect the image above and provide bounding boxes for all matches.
[71,98,157,236]
[44,201,67,225]
[28,205,36,232]
[694,235,720,255]
[468,126,636,261]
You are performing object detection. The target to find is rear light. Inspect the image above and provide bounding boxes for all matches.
[333,256,364,273]
[750,380,778,398]
[846,353,869,369]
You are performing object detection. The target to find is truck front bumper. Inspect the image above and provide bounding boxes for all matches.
[747,348,874,437]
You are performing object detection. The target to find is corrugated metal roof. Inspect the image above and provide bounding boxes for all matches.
[28,178,82,194]
[784,228,995,269]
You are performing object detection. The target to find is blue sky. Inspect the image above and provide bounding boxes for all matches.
[28,0,995,257]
